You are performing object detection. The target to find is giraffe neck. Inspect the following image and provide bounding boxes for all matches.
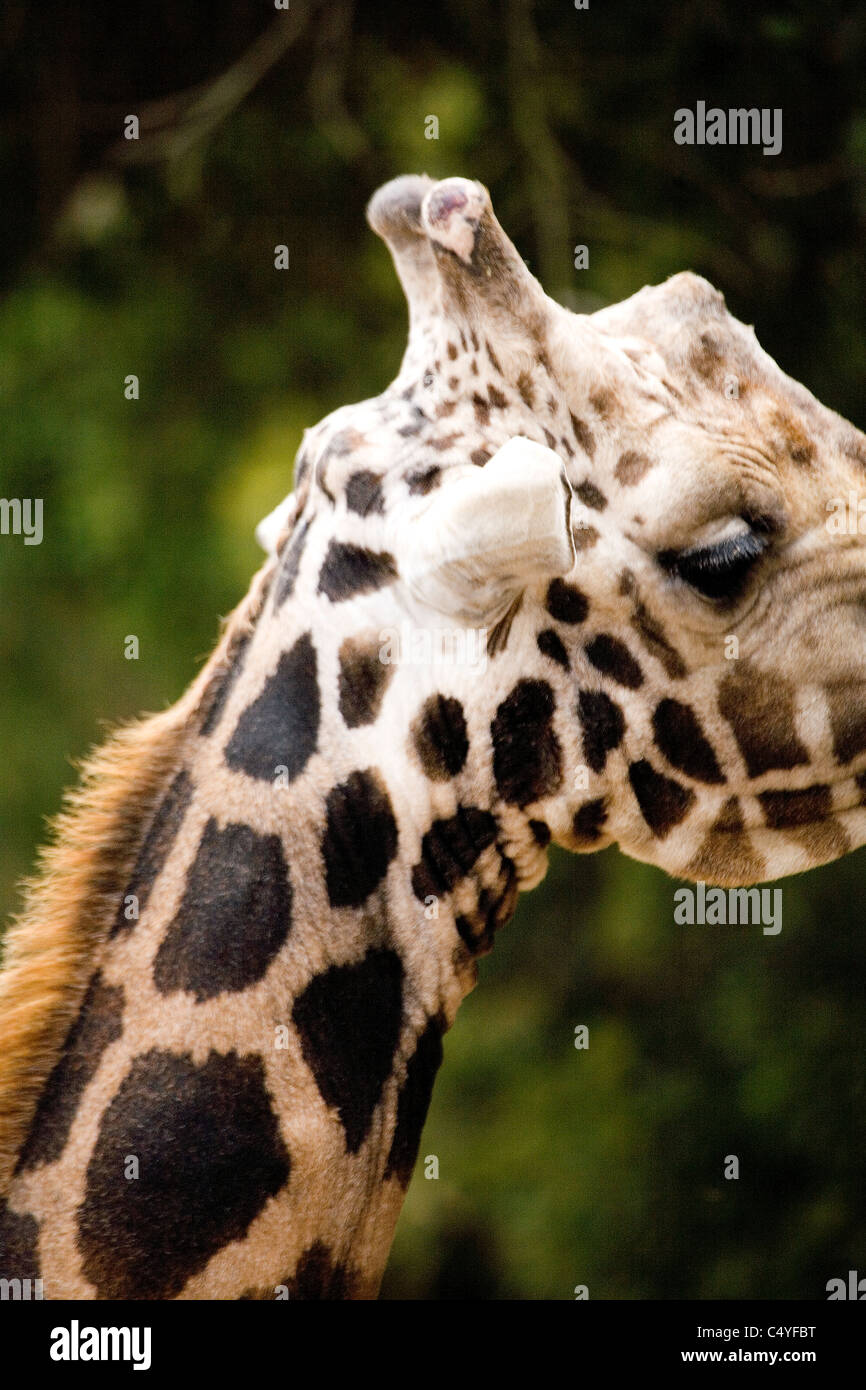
[3,552,549,1299]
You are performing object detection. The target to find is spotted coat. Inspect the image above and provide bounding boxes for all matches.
[2,174,866,1299]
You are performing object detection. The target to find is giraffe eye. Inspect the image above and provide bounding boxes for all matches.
[660,529,768,601]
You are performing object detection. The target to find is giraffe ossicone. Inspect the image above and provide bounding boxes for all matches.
[2,172,866,1300]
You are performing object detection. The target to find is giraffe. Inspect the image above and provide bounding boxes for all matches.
[1,173,866,1301]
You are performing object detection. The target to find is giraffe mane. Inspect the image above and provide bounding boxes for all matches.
[0,559,276,1196]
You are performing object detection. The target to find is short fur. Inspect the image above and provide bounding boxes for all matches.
[0,560,274,1196]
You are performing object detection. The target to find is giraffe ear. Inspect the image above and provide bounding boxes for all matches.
[399,437,575,623]
[255,492,296,556]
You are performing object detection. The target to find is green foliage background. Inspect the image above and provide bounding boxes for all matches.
[1,1,864,1298]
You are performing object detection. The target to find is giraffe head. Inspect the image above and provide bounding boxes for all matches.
[258,173,866,902]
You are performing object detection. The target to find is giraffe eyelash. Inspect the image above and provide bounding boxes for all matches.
[659,529,769,601]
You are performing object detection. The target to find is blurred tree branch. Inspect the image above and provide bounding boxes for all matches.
[103,10,312,165]
[308,0,369,163]
[505,0,572,294]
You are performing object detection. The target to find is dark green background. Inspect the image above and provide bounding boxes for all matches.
[1,1,864,1298]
